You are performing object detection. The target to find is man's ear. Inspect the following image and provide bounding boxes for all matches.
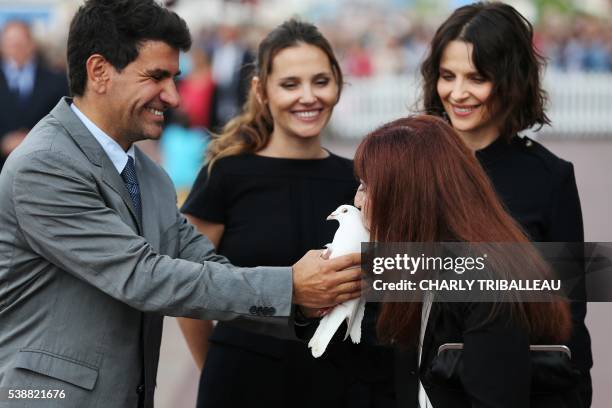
[85,54,112,94]
[252,76,265,105]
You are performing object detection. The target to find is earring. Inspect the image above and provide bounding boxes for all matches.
[441,110,450,123]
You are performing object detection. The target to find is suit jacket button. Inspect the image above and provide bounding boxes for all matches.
[136,384,145,394]
[249,306,257,315]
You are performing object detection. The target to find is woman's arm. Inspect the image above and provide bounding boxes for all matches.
[185,214,225,248]
[177,215,225,370]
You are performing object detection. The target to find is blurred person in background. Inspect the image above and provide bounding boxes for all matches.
[159,108,208,203]
[582,22,609,72]
[209,23,253,131]
[552,16,612,72]
[178,44,216,129]
[401,25,431,74]
[373,36,407,76]
[563,21,589,72]
[179,19,395,408]
[606,24,612,70]
[159,44,215,200]
[0,20,68,171]
[420,2,591,406]
[344,38,374,78]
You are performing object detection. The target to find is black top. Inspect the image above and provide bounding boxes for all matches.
[182,153,395,408]
[422,302,532,408]
[182,152,358,267]
[396,135,592,408]
[475,135,583,243]
[476,135,592,374]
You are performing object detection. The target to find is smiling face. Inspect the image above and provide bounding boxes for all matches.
[102,40,181,148]
[262,43,339,144]
[437,40,501,145]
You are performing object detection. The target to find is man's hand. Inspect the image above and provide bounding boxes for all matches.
[292,250,362,308]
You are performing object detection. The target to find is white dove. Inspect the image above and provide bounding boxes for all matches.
[308,204,370,358]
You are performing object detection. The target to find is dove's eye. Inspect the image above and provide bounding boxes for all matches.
[342,208,348,213]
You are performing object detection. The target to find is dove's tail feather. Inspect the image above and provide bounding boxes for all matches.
[308,309,348,358]
[343,298,361,340]
[348,299,366,343]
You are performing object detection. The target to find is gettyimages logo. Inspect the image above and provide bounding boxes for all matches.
[372,253,488,275]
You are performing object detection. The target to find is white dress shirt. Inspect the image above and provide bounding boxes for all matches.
[418,291,434,408]
[70,102,135,174]
[2,59,36,98]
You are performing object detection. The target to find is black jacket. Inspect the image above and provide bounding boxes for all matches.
[395,135,591,408]
[476,135,591,377]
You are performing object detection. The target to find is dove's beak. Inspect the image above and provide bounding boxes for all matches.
[326,211,337,221]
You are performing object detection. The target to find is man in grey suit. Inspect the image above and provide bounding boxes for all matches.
[0,1,362,407]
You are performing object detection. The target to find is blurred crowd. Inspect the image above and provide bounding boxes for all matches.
[1,10,611,191]
[133,14,612,194]
[182,15,612,88]
[321,14,612,76]
[537,15,612,72]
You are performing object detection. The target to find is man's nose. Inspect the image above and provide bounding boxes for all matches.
[161,79,180,109]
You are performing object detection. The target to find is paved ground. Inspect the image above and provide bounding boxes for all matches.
[155,138,612,408]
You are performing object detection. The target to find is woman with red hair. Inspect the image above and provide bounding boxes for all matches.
[353,115,572,407]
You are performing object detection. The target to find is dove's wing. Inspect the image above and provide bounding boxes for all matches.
[344,296,363,340]
[308,303,352,358]
[347,297,366,343]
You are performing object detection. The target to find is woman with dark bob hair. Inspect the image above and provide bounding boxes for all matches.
[354,115,572,407]
[420,2,591,405]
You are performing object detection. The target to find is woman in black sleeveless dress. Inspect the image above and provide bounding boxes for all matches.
[180,20,394,408]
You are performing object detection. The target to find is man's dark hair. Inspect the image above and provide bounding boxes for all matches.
[67,0,191,96]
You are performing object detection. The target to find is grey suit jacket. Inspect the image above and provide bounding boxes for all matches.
[0,98,294,408]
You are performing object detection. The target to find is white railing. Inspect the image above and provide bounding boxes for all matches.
[328,72,612,140]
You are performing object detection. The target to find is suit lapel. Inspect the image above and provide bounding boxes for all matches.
[25,63,48,107]
[24,64,43,104]
[50,97,142,233]
[0,70,19,104]
[0,70,10,95]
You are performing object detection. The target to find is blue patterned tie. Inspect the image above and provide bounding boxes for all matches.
[121,156,142,224]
